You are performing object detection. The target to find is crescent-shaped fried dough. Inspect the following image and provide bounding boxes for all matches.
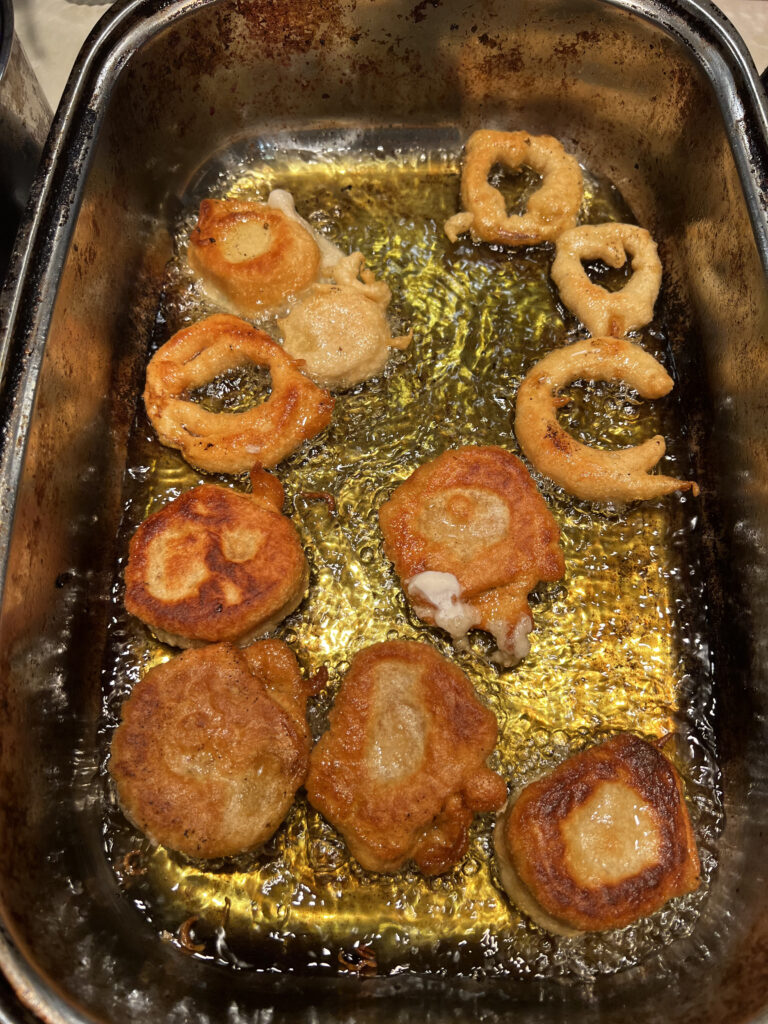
[109,640,312,859]
[551,223,662,337]
[514,337,698,502]
[445,130,583,246]
[493,734,700,934]
[124,469,307,647]
[144,314,334,474]
[378,446,564,665]
[306,640,506,874]
[278,253,412,389]
[188,198,321,315]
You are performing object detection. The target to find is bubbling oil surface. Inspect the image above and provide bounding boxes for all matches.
[100,135,720,981]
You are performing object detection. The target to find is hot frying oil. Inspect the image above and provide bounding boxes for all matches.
[100,138,720,980]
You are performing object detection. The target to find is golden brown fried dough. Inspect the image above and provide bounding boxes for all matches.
[124,469,307,647]
[188,198,321,315]
[551,223,662,337]
[494,734,701,934]
[445,130,583,246]
[514,336,698,502]
[144,314,334,474]
[278,252,412,389]
[241,636,312,746]
[306,640,506,874]
[109,640,311,859]
[379,446,564,664]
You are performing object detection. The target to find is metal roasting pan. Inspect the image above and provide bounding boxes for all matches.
[2,0,768,1020]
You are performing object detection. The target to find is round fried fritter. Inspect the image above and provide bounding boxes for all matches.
[306,640,507,875]
[378,446,564,664]
[514,336,698,501]
[124,471,307,647]
[109,640,312,859]
[144,315,334,475]
[278,252,412,389]
[493,734,701,934]
[444,130,583,246]
[188,198,321,315]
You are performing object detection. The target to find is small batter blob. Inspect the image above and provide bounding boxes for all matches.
[278,252,412,390]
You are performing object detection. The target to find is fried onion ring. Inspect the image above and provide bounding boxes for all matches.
[551,223,663,337]
[445,130,583,246]
[188,198,321,315]
[144,314,334,474]
[514,337,699,502]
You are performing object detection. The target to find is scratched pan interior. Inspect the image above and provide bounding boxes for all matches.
[1,0,768,1021]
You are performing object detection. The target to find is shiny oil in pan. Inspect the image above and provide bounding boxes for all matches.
[99,132,721,980]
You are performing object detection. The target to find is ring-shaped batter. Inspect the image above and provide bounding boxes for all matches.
[551,223,662,337]
[188,198,321,315]
[144,314,334,474]
[514,337,698,502]
[444,130,583,246]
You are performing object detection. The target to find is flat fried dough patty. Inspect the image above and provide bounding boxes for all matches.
[494,733,700,933]
[188,198,321,315]
[306,640,507,875]
[109,640,310,859]
[125,482,308,647]
[379,446,564,662]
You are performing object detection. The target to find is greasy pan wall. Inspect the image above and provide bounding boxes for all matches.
[0,0,767,1020]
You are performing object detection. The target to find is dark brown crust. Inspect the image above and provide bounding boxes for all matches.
[305,640,507,875]
[124,484,307,645]
[188,198,321,312]
[501,734,701,931]
[108,641,311,859]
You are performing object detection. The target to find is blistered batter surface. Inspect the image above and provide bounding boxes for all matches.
[101,136,720,980]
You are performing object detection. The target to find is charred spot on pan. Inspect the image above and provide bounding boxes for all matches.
[411,0,441,22]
